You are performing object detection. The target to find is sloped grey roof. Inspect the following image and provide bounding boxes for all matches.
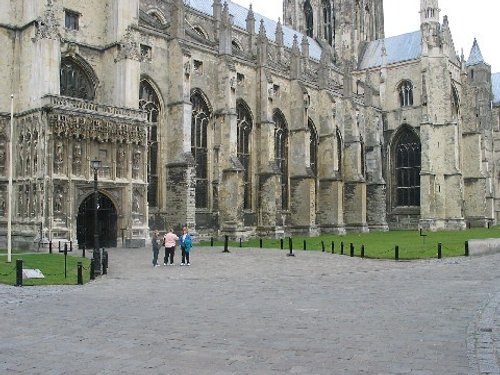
[358,31,422,70]
[186,0,322,60]
[466,38,486,66]
[492,73,500,105]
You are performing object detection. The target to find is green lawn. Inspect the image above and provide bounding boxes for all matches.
[0,253,92,286]
[200,227,500,260]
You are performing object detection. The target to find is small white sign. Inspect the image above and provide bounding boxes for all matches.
[22,269,45,279]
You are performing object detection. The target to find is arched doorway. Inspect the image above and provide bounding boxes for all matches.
[77,193,118,249]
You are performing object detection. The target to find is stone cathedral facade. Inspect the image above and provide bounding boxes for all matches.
[1,0,500,249]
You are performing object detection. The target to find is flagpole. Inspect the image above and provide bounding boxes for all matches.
[7,94,13,263]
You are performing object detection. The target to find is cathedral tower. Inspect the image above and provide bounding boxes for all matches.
[283,0,384,62]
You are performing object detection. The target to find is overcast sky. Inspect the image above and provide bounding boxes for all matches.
[231,0,499,72]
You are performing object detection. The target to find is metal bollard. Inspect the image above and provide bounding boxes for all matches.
[90,258,95,280]
[437,243,442,259]
[303,240,307,251]
[280,238,284,250]
[340,242,344,255]
[361,245,365,258]
[331,241,334,254]
[465,241,469,257]
[69,240,73,252]
[82,245,86,258]
[259,238,263,248]
[223,235,230,253]
[210,237,214,247]
[287,237,295,257]
[102,250,107,275]
[395,245,399,261]
[49,241,52,254]
[77,262,83,285]
[321,241,325,252]
[239,238,242,248]
[58,241,61,253]
[15,259,23,287]
[350,243,354,257]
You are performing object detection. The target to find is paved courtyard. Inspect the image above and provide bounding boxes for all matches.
[0,246,498,374]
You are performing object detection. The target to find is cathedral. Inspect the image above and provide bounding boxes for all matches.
[1,0,499,249]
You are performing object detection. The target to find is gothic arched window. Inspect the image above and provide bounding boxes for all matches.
[398,80,414,107]
[308,119,318,176]
[139,80,161,208]
[237,101,253,210]
[60,58,94,100]
[451,85,460,117]
[274,110,289,210]
[304,0,314,38]
[322,0,334,46]
[394,128,421,207]
[191,92,211,209]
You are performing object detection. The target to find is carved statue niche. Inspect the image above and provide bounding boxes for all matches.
[132,147,141,179]
[53,185,64,216]
[54,141,64,174]
[0,191,5,216]
[117,145,126,178]
[0,140,5,173]
[72,141,82,175]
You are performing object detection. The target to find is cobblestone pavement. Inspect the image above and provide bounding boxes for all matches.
[0,247,498,375]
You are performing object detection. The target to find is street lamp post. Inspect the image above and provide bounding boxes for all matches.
[90,159,102,275]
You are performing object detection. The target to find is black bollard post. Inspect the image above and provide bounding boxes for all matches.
[77,262,83,285]
[90,258,95,280]
[58,241,61,253]
[361,245,365,258]
[331,241,334,254]
[488,221,491,229]
[222,235,230,253]
[321,241,325,252]
[64,243,68,279]
[437,243,442,259]
[82,245,86,258]
[211,237,214,247]
[465,241,469,257]
[240,238,242,248]
[303,240,307,251]
[259,238,263,248]
[395,245,399,261]
[69,240,73,252]
[280,238,284,250]
[340,242,344,255]
[15,259,23,287]
[287,237,295,257]
[350,243,354,257]
[49,241,52,254]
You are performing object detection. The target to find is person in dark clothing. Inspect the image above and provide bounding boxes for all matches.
[151,229,161,267]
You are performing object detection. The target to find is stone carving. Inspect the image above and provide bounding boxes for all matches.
[132,148,141,179]
[115,28,141,62]
[117,145,126,178]
[33,1,60,42]
[54,141,64,173]
[72,141,82,175]
[54,186,64,214]
[0,141,5,173]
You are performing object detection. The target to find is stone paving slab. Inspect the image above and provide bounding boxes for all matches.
[0,247,498,374]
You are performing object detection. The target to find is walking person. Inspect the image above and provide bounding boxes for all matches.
[180,226,193,266]
[151,229,161,267]
[163,227,179,265]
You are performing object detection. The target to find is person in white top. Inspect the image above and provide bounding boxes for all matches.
[162,228,179,265]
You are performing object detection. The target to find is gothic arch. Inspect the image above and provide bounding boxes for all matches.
[190,89,213,209]
[396,79,414,107]
[60,56,98,100]
[146,8,167,25]
[273,109,289,210]
[390,125,421,207]
[451,84,460,117]
[304,0,314,38]
[236,99,254,210]
[139,78,163,208]
[308,118,318,176]
[336,128,343,176]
